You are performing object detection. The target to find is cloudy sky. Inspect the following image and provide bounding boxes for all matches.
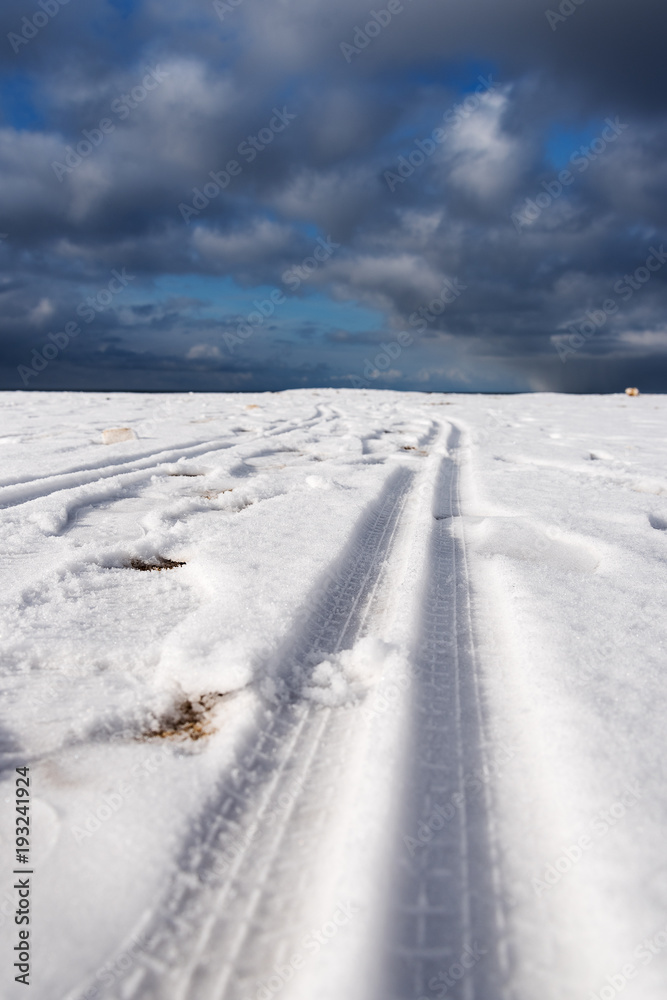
[1,0,666,393]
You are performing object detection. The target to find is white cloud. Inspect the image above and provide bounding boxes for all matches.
[186,343,222,359]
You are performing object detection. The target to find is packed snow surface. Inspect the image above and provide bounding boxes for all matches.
[0,388,666,1000]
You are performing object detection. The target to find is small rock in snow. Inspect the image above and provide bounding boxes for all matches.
[102,427,137,444]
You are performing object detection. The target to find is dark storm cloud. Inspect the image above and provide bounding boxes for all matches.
[1,0,666,391]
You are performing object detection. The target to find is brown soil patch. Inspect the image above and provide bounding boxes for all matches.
[128,556,186,571]
[143,693,226,741]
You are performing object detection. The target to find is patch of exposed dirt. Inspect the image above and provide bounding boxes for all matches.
[127,556,186,571]
[142,693,226,741]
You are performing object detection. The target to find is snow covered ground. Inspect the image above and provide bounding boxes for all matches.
[0,388,666,1000]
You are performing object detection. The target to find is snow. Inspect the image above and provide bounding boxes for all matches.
[0,388,666,1000]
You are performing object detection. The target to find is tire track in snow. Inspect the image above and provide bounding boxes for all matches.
[64,421,513,1000]
[80,465,416,1000]
[0,405,332,509]
[378,436,513,1000]
[0,438,235,508]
